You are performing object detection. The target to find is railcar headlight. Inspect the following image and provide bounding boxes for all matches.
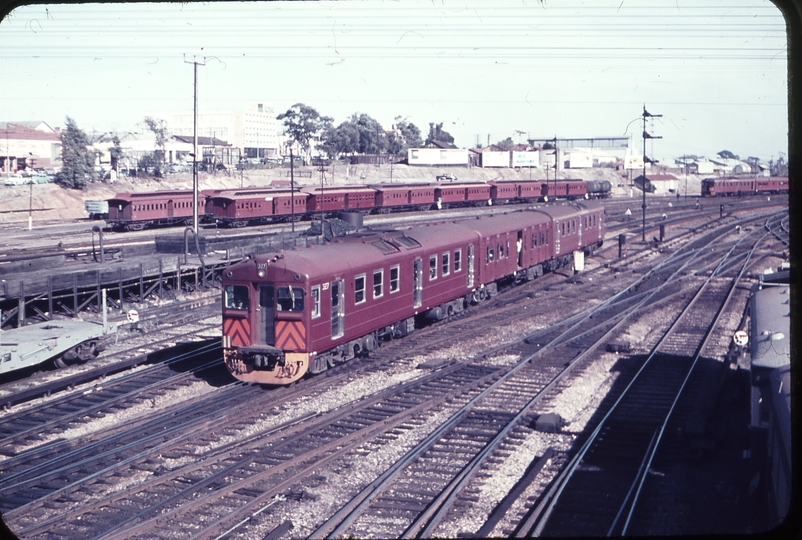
[258,270,265,278]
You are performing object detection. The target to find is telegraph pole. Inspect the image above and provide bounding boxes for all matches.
[184,55,206,234]
[290,149,295,233]
[642,105,662,242]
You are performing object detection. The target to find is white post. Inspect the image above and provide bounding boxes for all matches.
[102,289,108,333]
[573,250,585,273]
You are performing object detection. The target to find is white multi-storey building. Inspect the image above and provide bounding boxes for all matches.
[149,103,279,160]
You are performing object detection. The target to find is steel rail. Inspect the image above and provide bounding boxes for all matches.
[309,223,732,539]
[617,217,772,535]
[517,216,780,537]
[403,213,765,538]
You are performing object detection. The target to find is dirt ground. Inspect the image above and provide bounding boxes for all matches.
[0,164,703,225]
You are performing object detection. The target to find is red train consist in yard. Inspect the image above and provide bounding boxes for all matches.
[104,179,611,230]
[220,201,605,385]
[700,176,788,197]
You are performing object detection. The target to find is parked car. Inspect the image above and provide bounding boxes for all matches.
[436,173,458,182]
[32,172,50,184]
[3,173,25,186]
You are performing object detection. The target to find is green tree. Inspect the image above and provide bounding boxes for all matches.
[425,122,455,146]
[319,120,360,158]
[109,135,124,172]
[493,137,515,151]
[143,117,169,177]
[277,103,333,160]
[56,116,94,189]
[348,113,386,155]
[388,116,423,155]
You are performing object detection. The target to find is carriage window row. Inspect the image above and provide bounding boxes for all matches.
[429,248,463,280]
[351,264,402,305]
[133,201,193,211]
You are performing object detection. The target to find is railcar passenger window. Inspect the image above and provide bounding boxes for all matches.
[373,270,383,299]
[454,249,462,272]
[225,285,250,310]
[390,265,400,292]
[498,244,504,259]
[276,287,304,311]
[355,275,366,304]
[442,253,450,276]
[429,255,437,280]
[487,246,494,263]
[311,286,320,318]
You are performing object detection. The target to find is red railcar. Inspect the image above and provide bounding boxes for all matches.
[756,177,789,194]
[107,190,200,231]
[221,202,605,385]
[701,176,789,197]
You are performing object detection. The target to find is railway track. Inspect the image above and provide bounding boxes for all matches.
[0,205,786,539]
[511,214,784,538]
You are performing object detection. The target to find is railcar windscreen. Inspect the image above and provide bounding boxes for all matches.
[277,287,305,311]
[225,285,250,310]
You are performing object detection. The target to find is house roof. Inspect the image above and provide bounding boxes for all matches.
[0,121,57,133]
[635,174,677,181]
[0,123,60,141]
[424,140,458,149]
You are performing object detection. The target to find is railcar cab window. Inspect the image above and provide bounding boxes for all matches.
[487,246,494,263]
[276,286,304,311]
[225,285,250,310]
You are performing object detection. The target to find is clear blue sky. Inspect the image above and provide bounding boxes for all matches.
[0,0,789,161]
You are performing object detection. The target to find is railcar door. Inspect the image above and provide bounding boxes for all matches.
[331,279,344,339]
[258,284,275,345]
[413,258,423,308]
[467,244,475,288]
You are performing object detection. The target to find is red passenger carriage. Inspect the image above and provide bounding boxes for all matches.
[106,190,199,231]
[434,182,492,209]
[207,188,308,227]
[540,180,588,201]
[701,176,789,197]
[370,184,436,213]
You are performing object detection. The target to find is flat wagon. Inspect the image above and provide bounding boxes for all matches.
[1,319,117,373]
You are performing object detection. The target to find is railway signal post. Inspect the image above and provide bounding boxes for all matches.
[641,105,662,242]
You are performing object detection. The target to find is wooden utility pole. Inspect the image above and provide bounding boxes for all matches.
[184,55,206,234]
